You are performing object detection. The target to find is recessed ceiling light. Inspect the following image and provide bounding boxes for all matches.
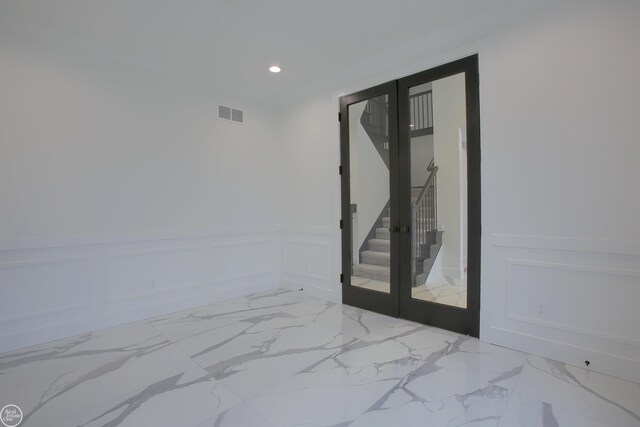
[269,65,281,73]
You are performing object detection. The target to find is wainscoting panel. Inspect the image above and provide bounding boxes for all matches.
[203,239,277,282]
[106,246,201,302]
[0,228,279,353]
[506,259,640,347]
[483,234,640,383]
[280,226,340,302]
[0,256,92,323]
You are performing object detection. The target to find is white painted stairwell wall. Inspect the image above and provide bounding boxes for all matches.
[278,2,640,383]
[432,73,466,279]
[0,27,281,352]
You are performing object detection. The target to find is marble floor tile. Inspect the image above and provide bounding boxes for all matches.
[0,323,201,426]
[0,289,638,427]
[50,367,240,427]
[499,392,612,427]
[513,355,640,427]
[154,300,360,399]
[349,338,524,427]
[247,320,524,427]
[247,357,406,427]
[148,289,312,343]
[412,275,467,309]
[342,305,421,341]
[196,402,275,427]
[351,276,390,293]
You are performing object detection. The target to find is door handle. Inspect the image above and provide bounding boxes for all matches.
[401,226,411,233]
[389,225,400,233]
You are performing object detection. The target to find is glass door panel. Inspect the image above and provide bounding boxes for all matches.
[340,82,399,317]
[349,95,391,294]
[408,74,468,308]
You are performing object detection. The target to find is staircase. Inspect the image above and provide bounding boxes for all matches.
[352,212,391,282]
[352,95,391,283]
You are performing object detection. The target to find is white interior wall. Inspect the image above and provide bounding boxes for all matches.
[278,2,640,382]
[0,29,282,239]
[410,134,434,187]
[0,28,282,352]
[277,93,341,302]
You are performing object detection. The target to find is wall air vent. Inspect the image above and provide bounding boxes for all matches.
[218,105,244,123]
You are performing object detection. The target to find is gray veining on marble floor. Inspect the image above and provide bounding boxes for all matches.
[0,289,638,427]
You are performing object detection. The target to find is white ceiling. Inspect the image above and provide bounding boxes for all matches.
[0,0,553,106]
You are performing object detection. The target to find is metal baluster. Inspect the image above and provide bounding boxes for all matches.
[434,176,437,230]
[419,92,423,129]
[420,198,427,258]
[419,202,422,257]
[427,92,431,128]
[421,201,425,258]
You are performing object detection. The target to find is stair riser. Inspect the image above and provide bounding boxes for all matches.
[415,272,428,285]
[375,228,390,239]
[382,218,390,228]
[352,267,390,282]
[369,242,390,252]
[361,253,390,267]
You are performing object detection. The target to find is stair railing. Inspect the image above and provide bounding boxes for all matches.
[409,90,433,137]
[412,161,438,262]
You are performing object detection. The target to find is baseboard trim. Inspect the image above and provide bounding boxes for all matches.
[281,278,340,303]
[488,325,640,384]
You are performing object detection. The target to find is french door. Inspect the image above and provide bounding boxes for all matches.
[340,55,480,337]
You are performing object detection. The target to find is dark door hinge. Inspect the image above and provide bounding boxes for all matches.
[340,273,344,283]
[339,165,343,175]
[338,112,342,122]
[339,219,343,229]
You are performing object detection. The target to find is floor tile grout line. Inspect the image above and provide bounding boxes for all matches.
[233,397,281,427]
[144,319,215,375]
[515,355,640,424]
[496,355,528,427]
[143,298,278,427]
[143,295,334,426]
